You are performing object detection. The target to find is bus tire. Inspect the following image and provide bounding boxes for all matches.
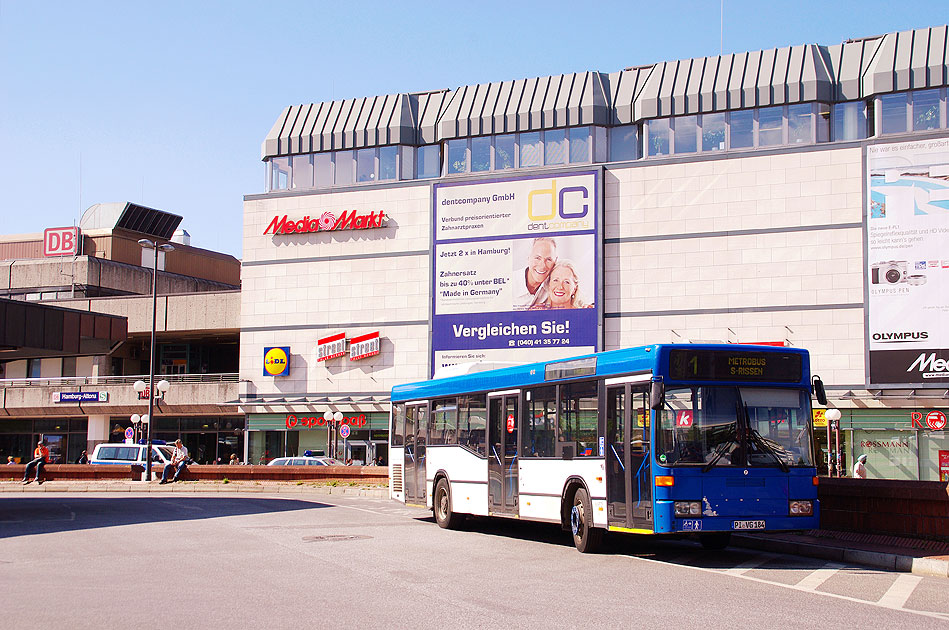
[569,487,603,553]
[434,478,464,529]
[699,532,731,550]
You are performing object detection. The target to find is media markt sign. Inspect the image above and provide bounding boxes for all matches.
[264,210,387,236]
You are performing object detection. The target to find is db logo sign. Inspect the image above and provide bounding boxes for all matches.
[263,347,290,376]
[506,414,515,433]
[44,227,81,257]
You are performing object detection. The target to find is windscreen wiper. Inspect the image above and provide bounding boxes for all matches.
[748,426,789,473]
[701,422,737,473]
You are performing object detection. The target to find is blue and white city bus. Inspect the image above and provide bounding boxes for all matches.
[389,344,824,552]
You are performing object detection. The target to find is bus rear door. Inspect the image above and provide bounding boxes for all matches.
[403,402,428,505]
[488,390,519,515]
[606,381,653,531]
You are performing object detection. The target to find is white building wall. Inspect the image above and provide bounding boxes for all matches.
[603,146,866,386]
[241,182,432,398]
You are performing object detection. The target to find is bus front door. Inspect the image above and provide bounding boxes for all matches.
[403,403,428,505]
[488,391,519,514]
[607,384,653,531]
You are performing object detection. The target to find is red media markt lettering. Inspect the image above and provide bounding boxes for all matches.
[264,210,387,235]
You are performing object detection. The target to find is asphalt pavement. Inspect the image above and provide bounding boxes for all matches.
[1,479,946,579]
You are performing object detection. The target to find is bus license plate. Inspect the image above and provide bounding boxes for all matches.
[733,520,766,530]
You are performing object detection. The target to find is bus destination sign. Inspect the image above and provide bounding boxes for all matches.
[668,349,802,383]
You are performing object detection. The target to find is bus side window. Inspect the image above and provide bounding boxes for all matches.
[458,394,487,456]
[558,380,598,458]
[391,404,405,446]
[431,398,457,445]
[522,386,556,458]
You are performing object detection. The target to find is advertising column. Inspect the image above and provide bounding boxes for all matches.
[432,171,599,374]
[866,138,949,385]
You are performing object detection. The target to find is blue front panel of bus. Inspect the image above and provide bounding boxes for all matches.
[653,468,819,533]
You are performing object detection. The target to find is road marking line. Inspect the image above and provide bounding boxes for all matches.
[877,574,923,609]
[629,553,949,621]
[795,563,843,591]
[724,552,777,575]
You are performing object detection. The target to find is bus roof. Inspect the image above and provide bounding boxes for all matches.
[392,343,810,402]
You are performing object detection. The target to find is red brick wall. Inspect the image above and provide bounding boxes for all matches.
[819,478,949,540]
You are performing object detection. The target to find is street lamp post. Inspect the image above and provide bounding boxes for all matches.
[825,408,842,477]
[138,239,174,481]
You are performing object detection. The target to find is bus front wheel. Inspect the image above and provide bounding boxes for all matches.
[570,487,603,553]
[434,478,465,529]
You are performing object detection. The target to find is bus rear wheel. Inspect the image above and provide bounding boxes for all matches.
[434,478,465,529]
[570,487,603,553]
[699,532,731,550]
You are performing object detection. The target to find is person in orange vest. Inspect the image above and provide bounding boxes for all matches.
[22,439,50,485]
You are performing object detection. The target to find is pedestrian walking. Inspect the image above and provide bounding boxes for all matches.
[852,454,868,479]
[22,439,50,485]
[75,450,88,464]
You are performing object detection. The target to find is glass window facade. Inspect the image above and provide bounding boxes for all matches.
[264,89,945,193]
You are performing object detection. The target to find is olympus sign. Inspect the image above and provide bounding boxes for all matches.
[906,353,949,378]
[872,331,929,343]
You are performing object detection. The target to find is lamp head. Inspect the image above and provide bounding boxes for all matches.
[133,380,147,393]
[130,414,141,425]
[824,409,842,422]
[156,380,170,393]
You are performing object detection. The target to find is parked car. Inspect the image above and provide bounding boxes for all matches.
[266,456,344,466]
[90,443,175,466]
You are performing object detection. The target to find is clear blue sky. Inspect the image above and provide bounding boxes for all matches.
[1,1,946,258]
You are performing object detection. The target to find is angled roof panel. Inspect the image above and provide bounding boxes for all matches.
[756,48,776,106]
[342,97,369,148]
[295,104,319,154]
[528,76,549,129]
[480,81,502,135]
[686,57,705,112]
[470,84,490,136]
[712,55,732,110]
[278,105,303,155]
[504,79,526,132]
[771,46,791,104]
[927,25,947,85]
[437,87,465,140]
[550,73,570,127]
[742,51,761,106]
[727,52,748,109]
[542,74,564,127]
[417,90,449,144]
[894,28,915,91]
[261,106,291,159]
[491,80,513,133]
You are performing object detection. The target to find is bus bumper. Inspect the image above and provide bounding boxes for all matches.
[655,499,820,533]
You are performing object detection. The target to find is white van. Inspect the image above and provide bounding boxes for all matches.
[90,443,175,467]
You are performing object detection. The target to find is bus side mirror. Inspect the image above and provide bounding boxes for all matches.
[812,376,827,406]
[650,380,665,411]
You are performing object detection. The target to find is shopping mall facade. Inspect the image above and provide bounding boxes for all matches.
[234,24,942,479]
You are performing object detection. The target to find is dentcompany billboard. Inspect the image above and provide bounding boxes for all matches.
[431,170,600,374]
[866,138,949,385]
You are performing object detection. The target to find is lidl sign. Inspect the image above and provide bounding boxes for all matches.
[263,347,290,376]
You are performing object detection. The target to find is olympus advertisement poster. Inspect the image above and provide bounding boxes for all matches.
[867,138,949,385]
[431,171,599,374]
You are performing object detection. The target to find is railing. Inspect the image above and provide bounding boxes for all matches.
[0,373,239,388]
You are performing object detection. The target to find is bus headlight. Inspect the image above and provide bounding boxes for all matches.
[674,501,702,517]
[789,500,813,516]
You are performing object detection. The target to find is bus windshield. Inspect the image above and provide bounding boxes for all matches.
[656,386,813,468]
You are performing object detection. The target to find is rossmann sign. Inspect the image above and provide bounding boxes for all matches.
[264,210,387,235]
